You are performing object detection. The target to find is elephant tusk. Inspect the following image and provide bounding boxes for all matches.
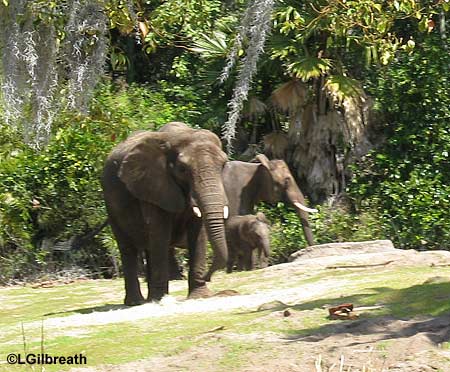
[193,206,202,218]
[294,202,318,213]
[223,206,229,219]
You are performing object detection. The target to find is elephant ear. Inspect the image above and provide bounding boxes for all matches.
[255,154,273,170]
[118,133,186,213]
[256,212,270,225]
[238,218,252,244]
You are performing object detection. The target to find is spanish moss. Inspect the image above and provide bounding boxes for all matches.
[221,0,275,153]
[0,0,109,149]
[64,0,108,113]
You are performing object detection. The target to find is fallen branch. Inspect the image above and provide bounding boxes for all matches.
[326,260,394,269]
[204,326,225,333]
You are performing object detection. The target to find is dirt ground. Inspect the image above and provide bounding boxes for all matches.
[75,313,450,372]
[68,241,450,372]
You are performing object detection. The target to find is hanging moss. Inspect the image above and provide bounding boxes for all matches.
[0,0,113,149]
[220,0,275,153]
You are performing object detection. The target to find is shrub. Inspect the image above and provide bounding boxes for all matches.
[0,82,204,283]
[351,34,450,250]
[260,201,385,264]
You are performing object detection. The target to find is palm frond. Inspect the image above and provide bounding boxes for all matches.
[324,74,364,103]
[288,57,332,81]
[271,79,308,113]
[191,31,229,58]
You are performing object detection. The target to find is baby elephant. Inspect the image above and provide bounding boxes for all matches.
[226,212,271,273]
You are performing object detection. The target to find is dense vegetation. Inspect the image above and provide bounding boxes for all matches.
[0,1,449,282]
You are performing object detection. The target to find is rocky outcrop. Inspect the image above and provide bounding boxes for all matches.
[288,240,395,261]
[286,240,450,269]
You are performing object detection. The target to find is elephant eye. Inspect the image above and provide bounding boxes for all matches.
[177,163,188,173]
[284,178,290,187]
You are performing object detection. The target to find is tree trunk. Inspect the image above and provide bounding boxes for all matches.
[287,98,372,204]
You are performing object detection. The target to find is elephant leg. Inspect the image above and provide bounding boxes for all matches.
[236,253,245,271]
[145,246,183,284]
[121,250,145,306]
[147,209,173,302]
[148,247,170,301]
[109,221,144,306]
[226,251,236,273]
[226,241,237,273]
[168,246,184,280]
[243,249,253,271]
[187,223,212,299]
[260,255,269,268]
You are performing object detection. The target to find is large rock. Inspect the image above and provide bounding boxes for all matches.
[278,240,450,271]
[288,240,395,262]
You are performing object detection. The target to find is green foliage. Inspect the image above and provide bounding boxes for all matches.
[91,83,198,130]
[261,203,307,263]
[311,204,386,244]
[0,82,203,283]
[140,0,224,54]
[267,0,445,102]
[351,34,450,250]
[324,75,364,103]
[261,202,385,264]
[288,57,332,81]
[191,31,229,58]
[0,113,116,282]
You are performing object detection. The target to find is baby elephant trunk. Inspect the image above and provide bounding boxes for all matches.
[258,231,271,258]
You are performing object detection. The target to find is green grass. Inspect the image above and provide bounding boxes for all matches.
[216,340,263,370]
[1,265,450,371]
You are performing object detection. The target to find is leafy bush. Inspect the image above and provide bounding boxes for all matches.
[260,201,385,264]
[0,82,204,283]
[351,34,450,250]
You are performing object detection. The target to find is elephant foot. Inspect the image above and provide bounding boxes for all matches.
[148,286,168,302]
[188,285,213,299]
[124,295,146,306]
[169,272,186,281]
[203,270,213,282]
[212,289,240,297]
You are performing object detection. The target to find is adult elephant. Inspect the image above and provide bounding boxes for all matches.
[102,122,229,305]
[202,154,316,280]
[224,154,317,245]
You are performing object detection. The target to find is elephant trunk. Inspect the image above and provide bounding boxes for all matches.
[295,208,315,246]
[260,235,270,258]
[287,185,316,246]
[194,177,228,281]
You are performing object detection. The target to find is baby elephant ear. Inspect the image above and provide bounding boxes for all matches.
[118,133,186,213]
[256,212,270,225]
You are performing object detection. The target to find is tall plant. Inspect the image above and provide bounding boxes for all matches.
[217,0,448,152]
[220,0,275,153]
[0,0,136,149]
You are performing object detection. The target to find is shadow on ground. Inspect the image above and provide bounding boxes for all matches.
[280,281,450,346]
[45,303,127,316]
[236,281,450,347]
[287,312,450,345]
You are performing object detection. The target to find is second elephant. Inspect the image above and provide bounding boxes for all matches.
[226,212,270,273]
[224,154,317,245]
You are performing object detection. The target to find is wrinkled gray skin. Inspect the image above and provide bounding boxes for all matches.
[169,153,315,279]
[224,154,315,246]
[202,154,315,279]
[226,212,270,273]
[102,122,229,305]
